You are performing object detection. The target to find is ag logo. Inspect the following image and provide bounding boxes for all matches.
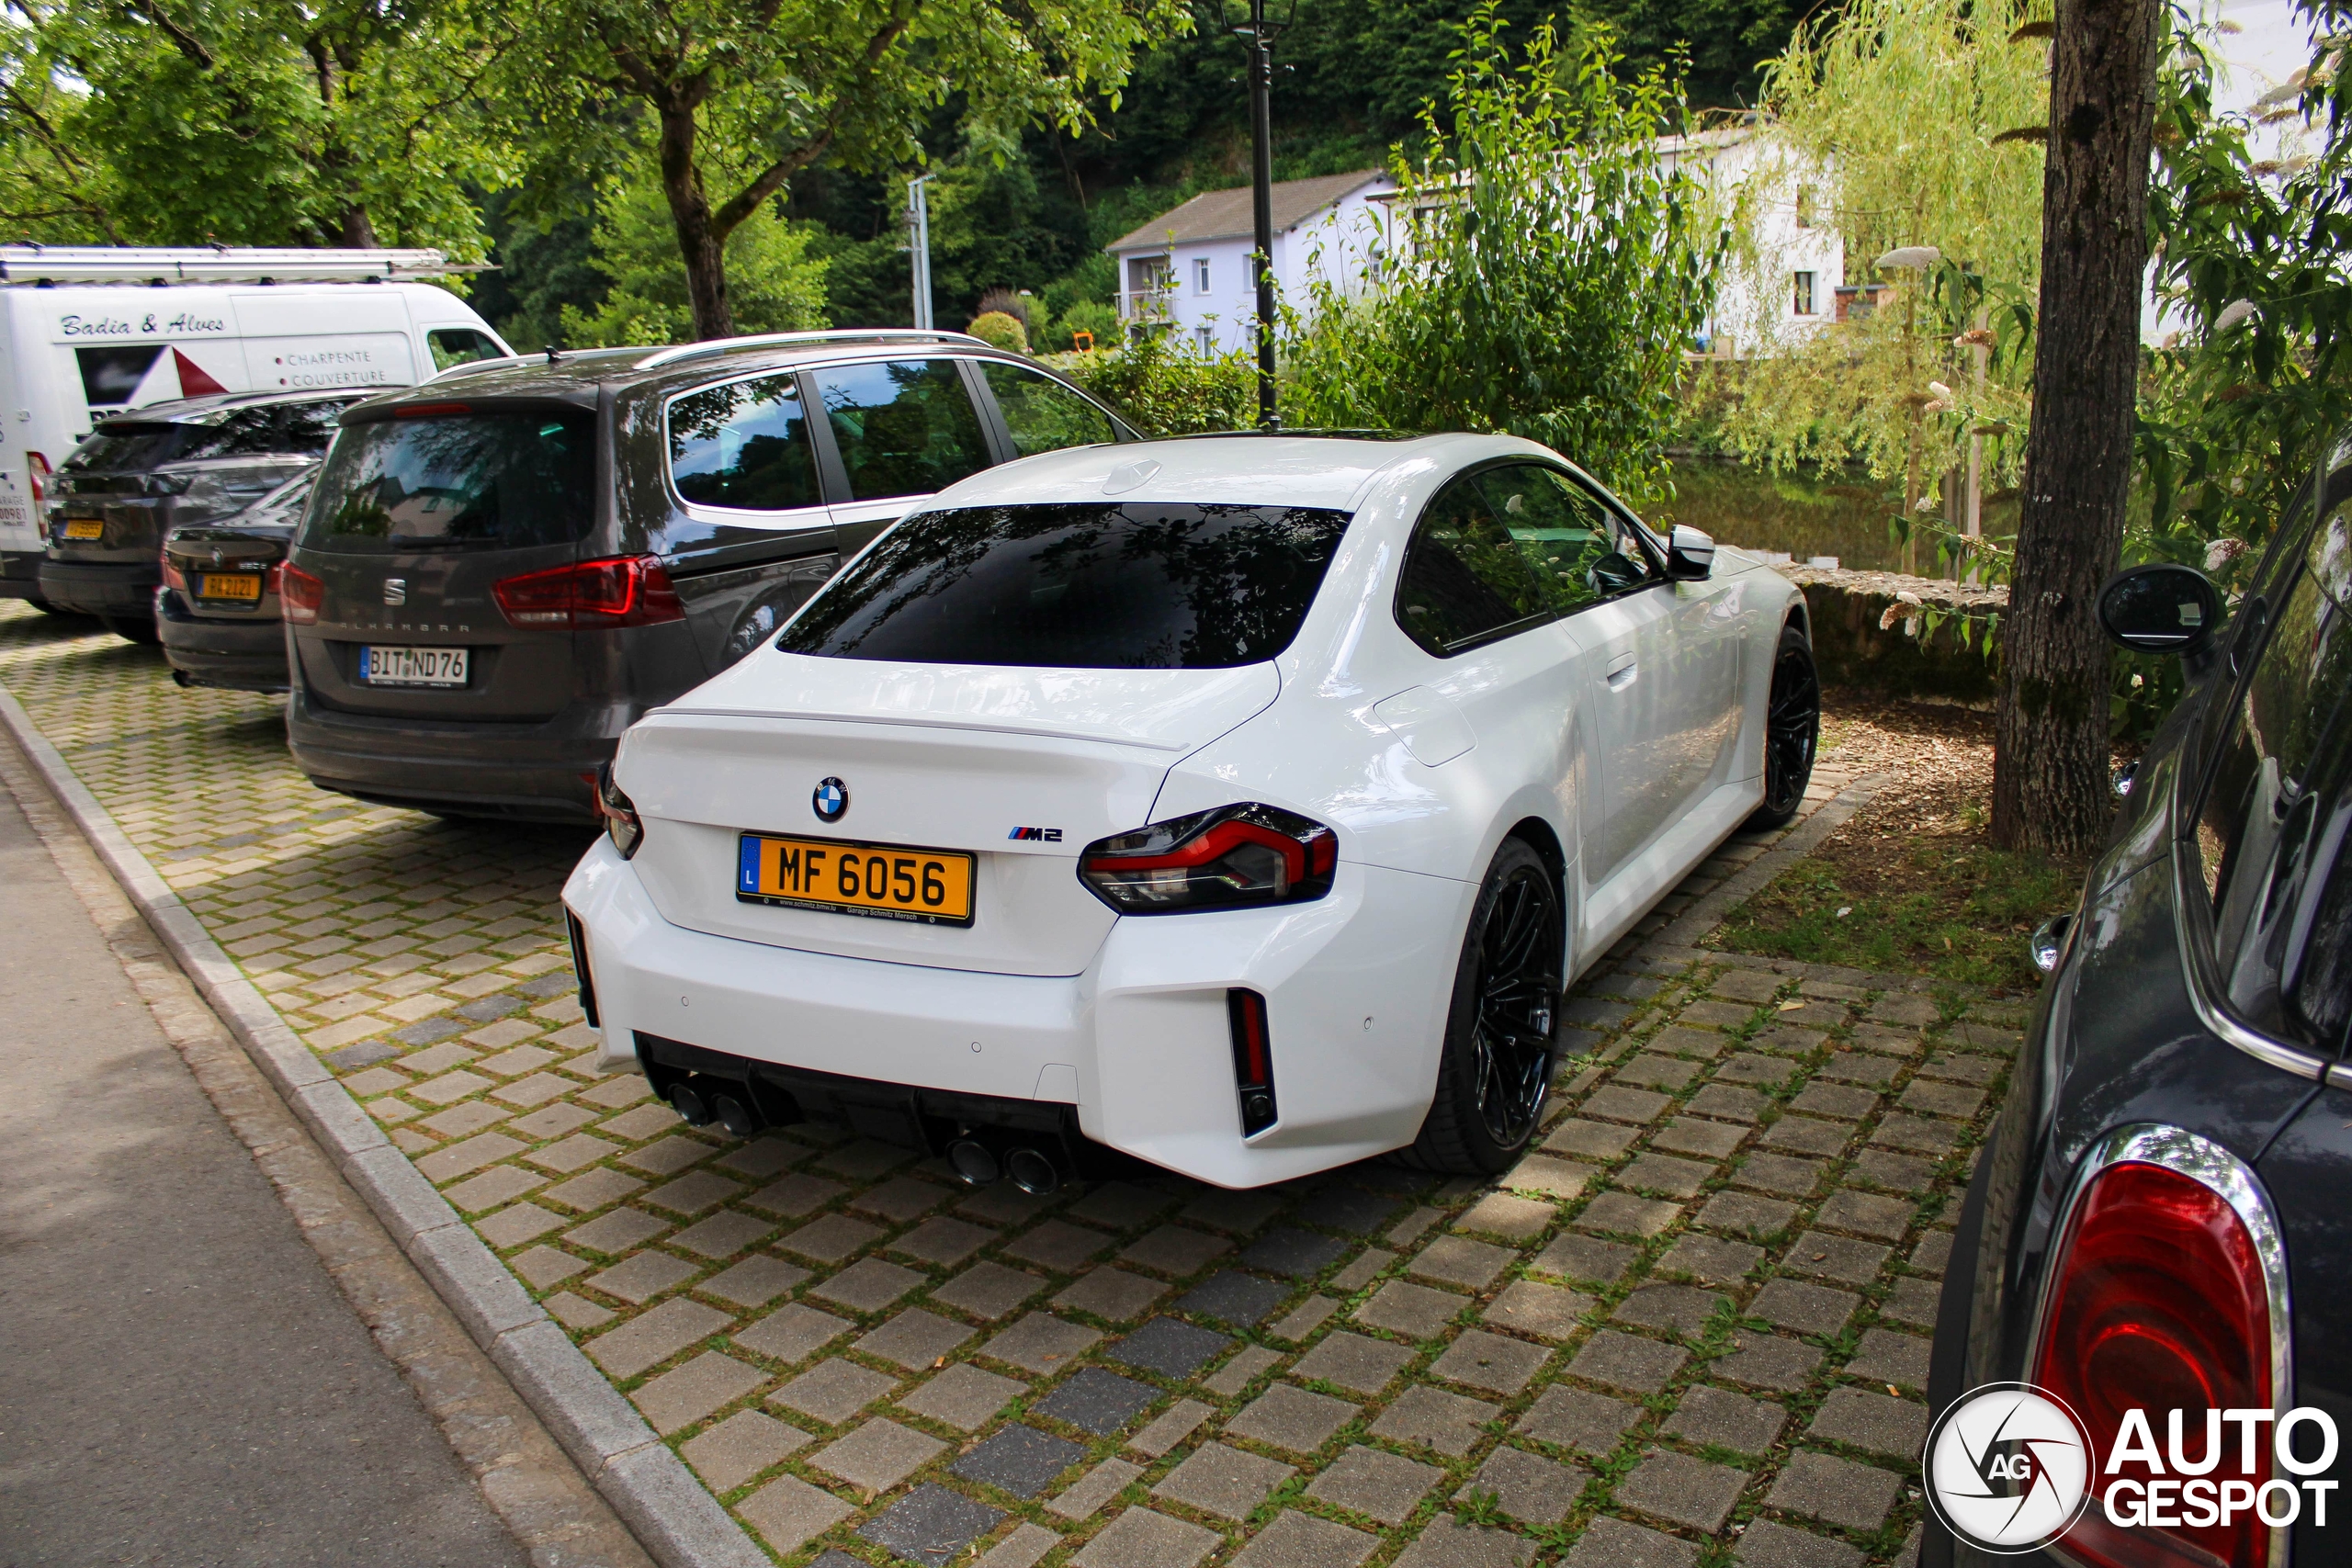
[811,776,848,823]
[1925,1382,2097,1553]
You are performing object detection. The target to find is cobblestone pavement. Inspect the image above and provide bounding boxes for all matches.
[0,602,2006,1568]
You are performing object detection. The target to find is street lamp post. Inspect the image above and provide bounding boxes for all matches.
[1233,0,1282,427]
[907,175,934,332]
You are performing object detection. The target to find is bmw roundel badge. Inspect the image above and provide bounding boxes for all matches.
[812,776,849,822]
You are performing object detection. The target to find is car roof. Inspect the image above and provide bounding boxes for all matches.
[96,387,366,426]
[923,430,1551,513]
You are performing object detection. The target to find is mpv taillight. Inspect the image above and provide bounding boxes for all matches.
[280,563,324,625]
[1078,803,1337,914]
[2031,1158,2276,1568]
[493,555,685,630]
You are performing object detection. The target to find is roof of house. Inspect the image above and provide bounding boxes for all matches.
[1105,170,1390,254]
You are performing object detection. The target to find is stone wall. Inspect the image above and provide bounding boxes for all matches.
[1775,565,2006,706]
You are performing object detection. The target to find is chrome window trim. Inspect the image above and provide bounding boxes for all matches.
[659,366,834,526]
[2028,1122,2294,1568]
[2170,806,2340,1085]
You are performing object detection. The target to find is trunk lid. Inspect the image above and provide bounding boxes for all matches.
[619,654,1280,976]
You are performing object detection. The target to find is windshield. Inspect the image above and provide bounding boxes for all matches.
[777,502,1351,669]
[302,411,595,552]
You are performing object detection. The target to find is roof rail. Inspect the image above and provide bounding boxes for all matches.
[633,329,990,372]
[0,245,489,285]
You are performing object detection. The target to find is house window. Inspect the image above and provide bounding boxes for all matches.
[1792,272,1817,317]
[1193,258,1211,294]
[1794,187,1816,230]
[1195,326,1215,355]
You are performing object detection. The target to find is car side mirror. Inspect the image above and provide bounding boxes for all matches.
[1668,525,1714,581]
[1588,552,1647,596]
[2097,563,2222,657]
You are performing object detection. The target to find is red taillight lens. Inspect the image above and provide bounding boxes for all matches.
[1078,803,1338,914]
[493,555,685,630]
[593,761,642,859]
[28,450,50,508]
[279,562,325,625]
[161,547,187,592]
[2032,1160,2273,1568]
[1227,988,1278,1134]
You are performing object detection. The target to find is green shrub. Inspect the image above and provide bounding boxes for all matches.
[967,310,1031,354]
[1041,332,1256,435]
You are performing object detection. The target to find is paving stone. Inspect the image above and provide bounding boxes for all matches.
[1788,1083,1881,1121]
[891,1215,997,1268]
[954,1425,1088,1498]
[1054,1267,1171,1322]
[540,1167,644,1213]
[586,1251,699,1305]
[1686,1084,1766,1122]
[1352,1279,1467,1339]
[1846,1327,1933,1389]
[1120,1224,1233,1276]
[1815,1190,1917,1242]
[1696,1190,1799,1239]
[735,1302,853,1365]
[1181,1187,1286,1234]
[934,1261,1046,1320]
[1761,1116,1853,1156]
[1583,1086,1672,1123]
[1653,1233,1764,1286]
[714,1135,801,1179]
[1176,1269,1289,1326]
[1067,1506,1218,1568]
[669,1209,775,1260]
[1566,1331,1687,1395]
[1272,1294,1343,1342]
[512,1244,588,1290]
[958,1183,1057,1228]
[421,1100,509,1139]
[1661,1383,1785,1455]
[1483,1280,1593,1342]
[739,1474,854,1554]
[526,1132,622,1175]
[1709,970,1783,1003]
[1408,1235,1516,1290]
[1732,1519,1866,1568]
[1394,1516,1535,1568]
[1430,1330,1551,1395]
[1850,1150,1938,1193]
[567,1206,669,1256]
[812,1417,945,1492]
[586,1297,733,1379]
[1454,1191,1557,1240]
[1047,1457,1145,1520]
[744,1171,848,1218]
[1882,1275,1942,1327]
[1563,1517,1699,1568]
[781,1213,885,1264]
[1784,1232,1893,1285]
[1229,1382,1361,1454]
[858,1309,977,1371]
[1544,1118,1641,1159]
[1713,1334,1825,1393]
[682,1408,813,1491]
[1734,1153,1826,1198]
[1063,1179,1174,1230]
[1128,1397,1216,1459]
[1470,1445,1589,1526]
[1531,1233,1638,1286]
[1003,1219,1116,1273]
[849,1175,950,1224]
[1614,1054,1699,1091]
[985,1313,1102,1374]
[1517,1385,1640,1455]
[1616,1448,1750,1531]
[633,1350,770,1435]
[809,1258,927,1313]
[619,1134,714,1177]
[1611,1284,1729,1339]
[1387,1209,1444,1248]
[1368,1383,1496,1457]
[1920,1050,2002,1085]
[1713,1053,1797,1088]
[1576,1192,1682,1237]
[1307,1445,1445,1524]
[1908,1229,1955,1275]
[1203,1345,1283,1398]
[1230,1509,1379,1568]
[1153,1442,1295,1520]
[1808,1387,1929,1458]
[1817,1051,1901,1088]
[898,1362,1025,1431]
[1653,1117,1747,1158]
[1753,1025,1832,1055]
[1034,1367,1159,1437]
[546,1292,616,1330]
[1764,1450,1905,1530]
[1751,1279,1861,1337]
[1294,1331,1416,1396]
[1869,995,1939,1028]
[1663,1010,1746,1041]
[1501,1155,1592,1201]
[416,1130,524,1182]
[1295,1184,1405,1235]
[772,1358,898,1424]
[859,1483,1004,1564]
[1617,1153,1714,1199]
[1104,1314,1233,1379]
[813,1140,915,1181]
[447,1168,548,1216]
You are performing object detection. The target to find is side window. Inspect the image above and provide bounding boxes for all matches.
[981,362,1116,457]
[813,360,989,502]
[427,329,505,371]
[1474,465,1652,614]
[668,374,820,512]
[1395,474,1555,655]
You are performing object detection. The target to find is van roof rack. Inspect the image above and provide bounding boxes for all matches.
[0,245,490,285]
[633,330,989,371]
[426,347,650,382]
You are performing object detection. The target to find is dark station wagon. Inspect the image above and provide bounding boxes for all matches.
[280,331,1135,821]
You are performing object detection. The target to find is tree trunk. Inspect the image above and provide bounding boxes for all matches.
[657,104,733,341]
[1990,0,2161,855]
[340,206,378,247]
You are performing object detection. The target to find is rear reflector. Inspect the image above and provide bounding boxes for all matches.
[493,555,685,630]
[565,909,601,1029]
[1227,989,1277,1135]
[279,562,324,625]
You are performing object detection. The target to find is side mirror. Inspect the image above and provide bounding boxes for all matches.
[1667,525,1714,581]
[2097,563,2222,656]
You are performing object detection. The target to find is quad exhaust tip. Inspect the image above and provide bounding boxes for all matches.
[1005,1147,1060,1196]
[666,1076,762,1137]
[947,1138,1001,1188]
[945,1137,1061,1195]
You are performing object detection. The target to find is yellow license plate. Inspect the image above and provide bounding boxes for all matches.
[199,572,264,601]
[63,519,103,539]
[737,833,975,926]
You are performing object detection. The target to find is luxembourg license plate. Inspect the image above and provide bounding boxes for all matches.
[358,644,469,687]
[198,572,263,602]
[63,519,103,539]
[736,832,976,926]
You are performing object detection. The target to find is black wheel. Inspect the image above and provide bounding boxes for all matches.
[1398,837,1564,1175]
[1746,623,1819,830]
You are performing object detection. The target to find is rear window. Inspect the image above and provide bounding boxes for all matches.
[303,411,595,552]
[777,502,1351,669]
[64,411,284,472]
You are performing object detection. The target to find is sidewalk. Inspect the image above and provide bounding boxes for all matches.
[0,765,529,1565]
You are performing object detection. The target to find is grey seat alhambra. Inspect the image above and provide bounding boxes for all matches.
[281,331,1134,821]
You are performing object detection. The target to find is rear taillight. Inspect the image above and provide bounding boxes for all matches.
[1077,803,1338,914]
[26,451,49,509]
[493,555,686,630]
[161,546,187,592]
[594,762,642,859]
[280,563,324,625]
[1227,989,1278,1134]
[2032,1153,2278,1568]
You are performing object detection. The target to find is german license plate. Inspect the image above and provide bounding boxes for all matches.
[737,833,976,926]
[358,645,469,687]
[198,572,263,602]
[63,519,103,539]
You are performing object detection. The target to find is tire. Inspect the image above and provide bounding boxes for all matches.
[1744,622,1820,831]
[1397,837,1565,1176]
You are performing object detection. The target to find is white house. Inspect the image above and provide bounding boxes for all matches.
[1106,170,1396,354]
[1656,124,1847,355]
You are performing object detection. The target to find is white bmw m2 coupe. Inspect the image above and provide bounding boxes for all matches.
[563,432,1817,1190]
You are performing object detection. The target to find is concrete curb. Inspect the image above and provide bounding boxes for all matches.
[0,687,766,1568]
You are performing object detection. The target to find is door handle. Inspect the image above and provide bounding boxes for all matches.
[1606,655,1637,691]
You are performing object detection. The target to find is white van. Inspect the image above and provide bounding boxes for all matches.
[0,248,512,605]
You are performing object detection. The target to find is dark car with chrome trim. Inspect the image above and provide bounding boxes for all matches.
[1926,430,2352,1566]
[157,468,316,692]
[279,331,1135,822]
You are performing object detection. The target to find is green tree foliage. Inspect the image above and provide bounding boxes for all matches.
[558,165,828,347]
[1283,6,1722,505]
[1043,332,1255,433]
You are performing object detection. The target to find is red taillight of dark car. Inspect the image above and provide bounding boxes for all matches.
[1078,803,1338,914]
[279,562,325,625]
[493,555,686,631]
[2031,1159,2276,1568]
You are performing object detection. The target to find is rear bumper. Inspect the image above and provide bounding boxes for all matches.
[39,558,158,617]
[286,685,616,821]
[562,835,1474,1188]
[157,589,289,692]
